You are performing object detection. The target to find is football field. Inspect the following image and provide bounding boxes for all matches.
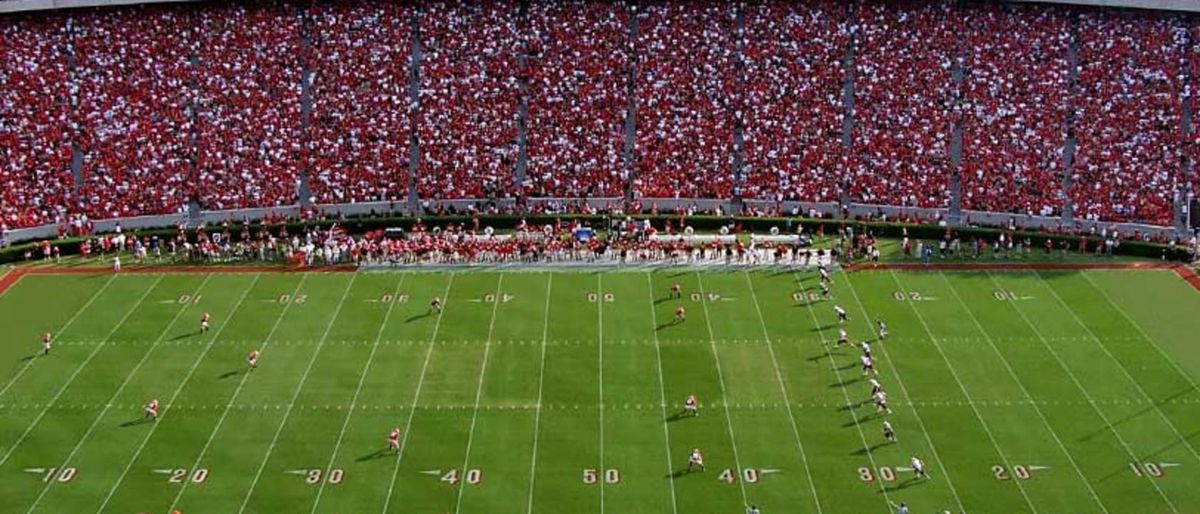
[0,266,1199,513]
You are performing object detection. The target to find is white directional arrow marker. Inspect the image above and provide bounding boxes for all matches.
[22,468,45,474]
[760,469,782,475]
[1028,465,1050,471]
[1160,463,1182,468]
[418,469,443,476]
[284,470,310,475]
[150,469,175,475]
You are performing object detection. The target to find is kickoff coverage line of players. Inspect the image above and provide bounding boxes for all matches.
[32,268,931,514]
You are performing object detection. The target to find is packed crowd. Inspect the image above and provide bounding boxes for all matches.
[524,1,629,198]
[72,7,194,220]
[850,0,956,209]
[1071,11,1186,224]
[0,14,76,229]
[739,0,847,203]
[1,1,1195,230]
[306,1,414,204]
[960,4,1070,217]
[631,1,737,199]
[416,1,522,200]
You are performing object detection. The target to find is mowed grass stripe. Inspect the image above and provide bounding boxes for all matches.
[844,272,1008,512]
[594,273,676,514]
[892,271,1106,513]
[30,274,258,514]
[698,272,821,511]
[991,272,1194,510]
[1082,270,1200,380]
[98,273,305,513]
[456,273,547,513]
[754,271,903,514]
[0,275,117,399]
[305,273,450,514]
[235,273,394,514]
[167,273,348,513]
[833,271,964,512]
[960,271,1167,510]
[383,272,500,512]
[19,273,208,514]
[649,272,744,513]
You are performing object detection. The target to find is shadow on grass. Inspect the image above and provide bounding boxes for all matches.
[655,322,680,331]
[356,449,394,462]
[850,442,889,456]
[664,411,695,423]
[19,354,37,362]
[1080,387,1195,442]
[883,477,927,492]
[830,377,860,388]
[218,369,241,380]
[169,332,195,341]
[119,418,153,428]
[666,468,701,479]
[405,312,432,323]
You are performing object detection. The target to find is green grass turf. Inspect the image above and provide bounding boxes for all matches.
[0,268,1198,514]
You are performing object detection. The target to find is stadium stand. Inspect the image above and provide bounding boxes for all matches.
[631,1,737,199]
[195,1,303,211]
[73,6,194,220]
[850,0,956,209]
[0,0,1196,229]
[307,1,414,204]
[740,0,848,204]
[1070,10,1186,225]
[416,0,522,200]
[960,4,1071,217]
[0,14,76,229]
[524,0,628,198]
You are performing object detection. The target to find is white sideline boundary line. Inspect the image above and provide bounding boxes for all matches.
[0,275,162,471]
[380,274,455,514]
[94,273,263,513]
[308,273,409,513]
[997,272,1179,512]
[452,274,506,514]
[0,274,118,400]
[840,273,967,512]
[645,273,680,514]
[945,272,1108,513]
[165,275,312,512]
[743,272,824,514]
[885,271,1039,513]
[523,274,553,514]
[235,274,360,514]
[692,272,750,506]
[1040,273,1200,461]
[24,274,214,513]
[793,270,894,510]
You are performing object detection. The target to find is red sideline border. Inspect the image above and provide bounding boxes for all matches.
[844,261,1200,294]
[0,264,357,297]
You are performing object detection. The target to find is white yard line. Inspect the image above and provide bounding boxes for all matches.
[0,275,161,470]
[692,272,750,506]
[644,273,679,514]
[947,273,1108,513]
[841,273,966,512]
[235,274,360,514]
[0,274,118,400]
[597,273,606,514]
[885,271,1038,513]
[743,272,823,514]
[1001,272,1178,512]
[1039,273,1200,464]
[24,274,214,513]
[792,270,893,509]
[523,274,554,514]
[380,274,455,514]
[165,274,312,512]
[94,274,262,514]
[452,274,506,514]
[306,273,408,513]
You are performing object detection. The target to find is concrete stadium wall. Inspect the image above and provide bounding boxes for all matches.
[1,198,1183,245]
